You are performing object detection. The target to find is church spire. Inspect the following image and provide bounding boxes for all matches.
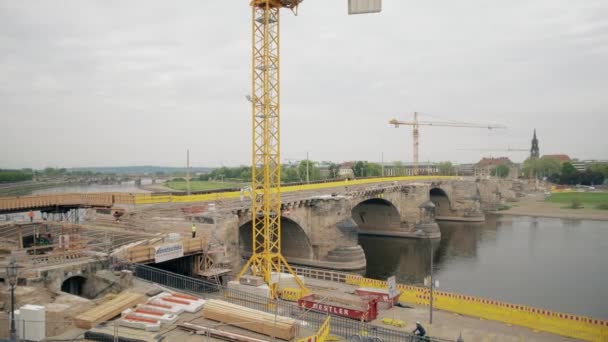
[530,129,539,159]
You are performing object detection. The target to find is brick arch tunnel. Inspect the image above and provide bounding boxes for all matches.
[61,275,90,298]
[239,216,313,261]
[430,187,451,217]
[351,198,402,233]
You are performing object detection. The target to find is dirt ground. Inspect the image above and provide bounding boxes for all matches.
[492,193,608,221]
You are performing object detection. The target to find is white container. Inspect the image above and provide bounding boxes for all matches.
[14,304,45,341]
[348,0,382,15]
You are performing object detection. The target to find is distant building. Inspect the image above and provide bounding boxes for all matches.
[542,154,571,163]
[455,163,475,176]
[317,161,333,179]
[530,129,540,159]
[382,162,439,176]
[474,157,519,178]
[338,162,355,178]
[570,159,608,172]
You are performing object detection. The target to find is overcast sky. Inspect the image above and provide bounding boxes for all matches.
[1,0,607,169]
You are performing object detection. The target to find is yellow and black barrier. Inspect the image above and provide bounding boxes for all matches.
[132,176,457,205]
[298,316,331,342]
[345,275,608,342]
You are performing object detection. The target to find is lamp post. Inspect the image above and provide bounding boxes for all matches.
[7,259,20,342]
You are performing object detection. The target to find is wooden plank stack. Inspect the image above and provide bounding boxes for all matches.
[74,292,146,329]
[202,299,296,340]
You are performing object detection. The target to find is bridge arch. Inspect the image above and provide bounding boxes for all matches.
[351,198,401,232]
[430,187,451,217]
[239,216,313,260]
[61,275,89,298]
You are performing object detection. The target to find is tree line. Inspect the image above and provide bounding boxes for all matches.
[0,169,34,183]
[523,157,607,185]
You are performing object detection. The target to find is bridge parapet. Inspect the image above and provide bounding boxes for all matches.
[0,193,118,214]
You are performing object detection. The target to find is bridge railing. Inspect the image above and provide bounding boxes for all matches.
[0,193,114,211]
[132,176,459,205]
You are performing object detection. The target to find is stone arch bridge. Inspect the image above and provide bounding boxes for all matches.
[199,178,522,271]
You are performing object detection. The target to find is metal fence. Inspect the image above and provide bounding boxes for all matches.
[113,261,457,342]
[115,261,221,293]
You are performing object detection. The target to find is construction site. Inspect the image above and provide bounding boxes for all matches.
[1,0,607,341]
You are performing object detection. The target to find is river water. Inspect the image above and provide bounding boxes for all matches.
[31,180,151,195]
[360,215,608,319]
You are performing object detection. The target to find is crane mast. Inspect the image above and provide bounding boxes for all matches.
[237,0,305,298]
[390,113,506,175]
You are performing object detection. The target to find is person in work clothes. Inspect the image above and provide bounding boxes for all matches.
[191,223,197,238]
[28,210,34,222]
[412,321,427,340]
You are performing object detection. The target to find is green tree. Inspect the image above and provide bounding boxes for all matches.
[281,166,300,183]
[352,161,364,177]
[522,158,538,178]
[560,162,578,184]
[365,162,382,177]
[590,162,608,177]
[491,165,510,178]
[537,157,562,178]
[437,162,455,176]
[522,157,561,179]
[298,160,320,181]
[327,163,339,179]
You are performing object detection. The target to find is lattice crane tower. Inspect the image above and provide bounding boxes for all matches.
[237,0,306,298]
[238,0,381,299]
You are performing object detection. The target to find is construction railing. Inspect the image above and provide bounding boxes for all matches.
[0,193,114,212]
[345,275,608,342]
[113,262,454,342]
[131,176,457,205]
[0,176,460,209]
[298,316,332,342]
[281,264,354,283]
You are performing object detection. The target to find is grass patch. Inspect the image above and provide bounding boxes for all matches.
[496,204,511,211]
[165,180,244,192]
[564,198,583,209]
[547,192,608,205]
[596,203,608,210]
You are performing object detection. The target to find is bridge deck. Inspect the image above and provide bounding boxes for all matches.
[0,176,458,214]
[0,192,136,214]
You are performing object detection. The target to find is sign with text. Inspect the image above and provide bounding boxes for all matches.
[154,243,184,263]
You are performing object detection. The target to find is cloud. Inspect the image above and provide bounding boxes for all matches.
[0,0,606,168]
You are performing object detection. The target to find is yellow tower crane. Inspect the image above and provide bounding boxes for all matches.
[238,0,380,299]
[389,113,506,175]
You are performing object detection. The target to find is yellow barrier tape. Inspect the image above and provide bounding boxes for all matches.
[133,176,456,205]
[345,275,608,342]
[297,316,331,342]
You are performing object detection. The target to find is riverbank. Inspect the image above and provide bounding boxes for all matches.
[0,180,77,197]
[138,182,172,192]
[491,193,608,221]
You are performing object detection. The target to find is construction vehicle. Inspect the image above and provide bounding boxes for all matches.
[238,0,380,299]
[389,112,506,175]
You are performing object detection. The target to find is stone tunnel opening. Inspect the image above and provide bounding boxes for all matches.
[239,217,313,261]
[61,275,89,298]
[351,198,401,232]
[430,188,451,217]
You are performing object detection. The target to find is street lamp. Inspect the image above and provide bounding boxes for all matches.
[6,259,20,342]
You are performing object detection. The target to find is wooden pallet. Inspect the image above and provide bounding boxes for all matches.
[74,292,145,329]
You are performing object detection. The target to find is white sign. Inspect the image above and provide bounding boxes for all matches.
[387,276,398,298]
[154,243,184,263]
